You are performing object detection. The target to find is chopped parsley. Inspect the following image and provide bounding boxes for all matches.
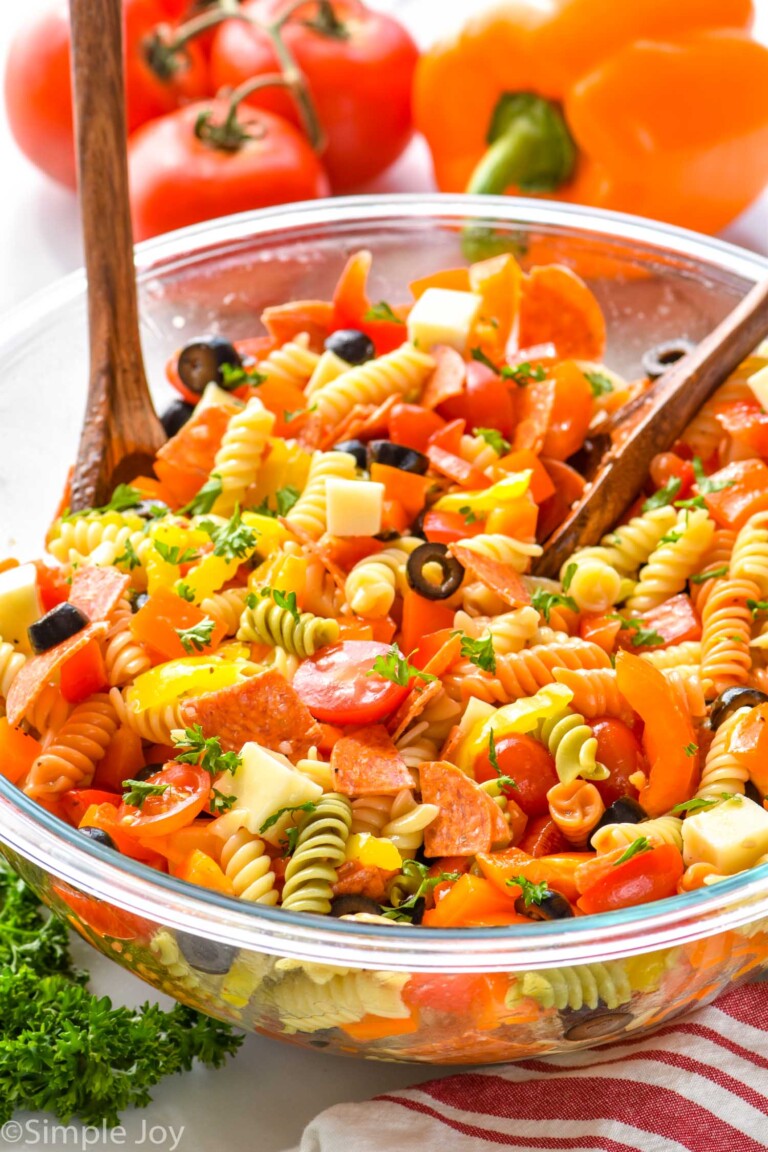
[181,473,223,517]
[219,361,267,388]
[584,370,614,398]
[175,617,215,655]
[121,780,169,808]
[276,484,301,516]
[691,566,728,585]
[671,793,734,815]
[199,506,257,560]
[259,801,317,837]
[487,730,517,790]
[614,836,651,865]
[115,538,141,571]
[531,586,578,624]
[473,427,510,455]
[692,456,734,495]
[683,742,698,757]
[642,476,682,513]
[175,582,196,602]
[173,726,242,778]
[380,860,461,922]
[457,632,497,674]
[368,644,437,688]
[210,788,237,815]
[364,301,404,324]
[458,505,478,525]
[609,614,664,648]
[153,541,200,566]
[747,598,768,616]
[62,483,143,522]
[250,587,300,621]
[507,876,549,906]
[501,361,547,386]
[561,563,577,593]
[470,347,500,374]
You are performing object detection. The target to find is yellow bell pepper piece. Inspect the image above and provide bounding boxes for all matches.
[458,683,573,771]
[240,512,291,556]
[345,833,403,872]
[433,470,531,516]
[246,438,311,506]
[180,554,241,603]
[125,655,253,712]
[248,552,308,608]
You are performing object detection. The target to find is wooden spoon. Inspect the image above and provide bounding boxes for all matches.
[68,0,166,513]
[533,277,768,579]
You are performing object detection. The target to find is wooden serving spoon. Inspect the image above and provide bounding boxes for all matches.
[533,276,768,578]
[68,0,166,514]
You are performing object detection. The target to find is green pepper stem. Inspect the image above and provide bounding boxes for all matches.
[467,92,576,197]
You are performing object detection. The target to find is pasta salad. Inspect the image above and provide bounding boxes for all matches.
[3,246,768,938]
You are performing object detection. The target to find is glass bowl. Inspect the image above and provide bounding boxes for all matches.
[2,194,768,1064]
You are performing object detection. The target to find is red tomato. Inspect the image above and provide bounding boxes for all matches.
[591,717,645,807]
[474,733,559,817]
[61,788,121,828]
[577,844,684,914]
[5,0,210,190]
[618,593,701,652]
[541,360,594,461]
[209,0,418,189]
[117,762,211,838]
[388,403,445,454]
[33,560,70,612]
[422,510,482,546]
[714,400,768,455]
[128,100,330,240]
[648,452,694,498]
[292,641,410,725]
[59,640,108,704]
[438,361,516,437]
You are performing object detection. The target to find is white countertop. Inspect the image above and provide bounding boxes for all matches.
[1,3,768,1150]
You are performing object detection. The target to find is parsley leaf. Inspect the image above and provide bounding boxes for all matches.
[210,788,237,815]
[614,836,651,865]
[220,361,267,388]
[609,614,664,648]
[642,476,682,513]
[458,505,478,525]
[473,426,510,455]
[259,801,317,836]
[683,742,698,757]
[181,473,223,517]
[276,484,301,517]
[154,540,200,566]
[659,527,684,545]
[561,563,577,593]
[671,793,733,815]
[175,617,215,655]
[115,538,141,570]
[121,780,169,808]
[368,643,437,688]
[380,860,461,922]
[692,456,734,495]
[364,301,404,324]
[175,582,196,602]
[691,566,729,585]
[675,495,707,510]
[254,587,300,621]
[173,726,242,778]
[199,506,257,560]
[584,370,614,398]
[531,586,578,624]
[457,632,496,674]
[62,483,143,522]
[470,347,500,374]
[747,598,768,616]
[507,875,549,906]
[501,361,547,386]
[486,729,517,790]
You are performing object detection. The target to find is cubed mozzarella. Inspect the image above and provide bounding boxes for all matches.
[325,478,384,537]
[0,563,44,653]
[215,741,322,847]
[682,795,768,874]
[748,364,768,410]
[406,288,481,354]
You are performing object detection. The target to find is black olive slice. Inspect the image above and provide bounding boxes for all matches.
[329,895,383,918]
[28,602,90,655]
[595,796,648,834]
[176,931,238,975]
[177,336,242,394]
[131,593,150,614]
[131,762,166,782]
[564,1010,633,1042]
[710,686,768,730]
[80,827,117,850]
[409,508,428,539]
[160,399,196,438]
[324,328,375,365]
[368,440,430,476]
[641,339,696,381]
[406,542,464,601]
[515,890,574,921]
[333,439,368,470]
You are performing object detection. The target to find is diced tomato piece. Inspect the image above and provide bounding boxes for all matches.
[427,417,466,454]
[590,717,644,807]
[473,732,559,817]
[292,641,410,726]
[618,593,701,652]
[401,592,455,657]
[59,640,108,703]
[577,844,684,914]
[702,460,768,529]
[715,400,768,456]
[388,403,446,453]
[0,718,41,785]
[580,613,623,653]
[426,445,491,488]
[369,462,433,520]
[422,509,482,545]
[34,560,70,611]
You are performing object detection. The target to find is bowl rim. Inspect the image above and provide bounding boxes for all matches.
[3,192,768,972]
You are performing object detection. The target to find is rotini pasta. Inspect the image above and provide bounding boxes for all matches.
[700,576,758,694]
[237,595,339,658]
[547,779,605,849]
[217,827,278,904]
[311,343,434,427]
[344,537,421,618]
[591,816,683,854]
[103,596,151,686]
[539,705,608,784]
[24,693,118,798]
[280,793,352,915]
[284,450,357,540]
[211,396,276,514]
[695,707,751,801]
[452,637,610,703]
[626,508,715,613]
[509,962,632,1012]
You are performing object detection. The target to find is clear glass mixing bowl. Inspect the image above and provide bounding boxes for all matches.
[1,195,768,1063]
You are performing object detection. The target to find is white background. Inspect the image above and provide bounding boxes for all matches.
[0,3,767,1150]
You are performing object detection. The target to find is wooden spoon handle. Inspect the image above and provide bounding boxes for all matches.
[68,0,165,512]
[533,276,768,578]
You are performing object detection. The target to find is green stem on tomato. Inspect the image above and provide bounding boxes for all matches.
[195,73,293,150]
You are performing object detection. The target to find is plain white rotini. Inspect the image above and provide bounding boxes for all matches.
[103,596,151,687]
[455,533,542,573]
[681,365,758,459]
[344,537,421,618]
[454,606,539,655]
[565,556,623,613]
[640,641,702,669]
[591,816,683,853]
[0,639,25,702]
[695,706,751,801]
[395,721,439,769]
[458,432,499,474]
[381,788,439,856]
[310,343,435,426]
[47,511,148,569]
[218,827,278,904]
[110,685,185,744]
[24,693,118,798]
[350,794,392,837]
[256,334,319,388]
[562,506,678,584]
[625,508,715,613]
[700,576,758,694]
[211,396,276,513]
[451,637,610,703]
[199,587,250,637]
[730,512,768,595]
[294,748,333,790]
[284,450,357,540]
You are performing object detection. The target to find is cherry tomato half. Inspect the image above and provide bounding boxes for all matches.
[577,844,684,914]
[591,717,645,807]
[292,641,410,726]
[117,762,210,838]
[473,732,559,817]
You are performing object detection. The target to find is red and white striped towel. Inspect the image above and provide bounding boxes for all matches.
[291,984,768,1152]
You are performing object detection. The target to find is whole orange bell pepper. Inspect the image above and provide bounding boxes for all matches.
[414,0,768,234]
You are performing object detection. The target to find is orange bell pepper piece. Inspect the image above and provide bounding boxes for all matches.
[91,724,145,792]
[173,849,235,895]
[410,268,471,299]
[496,449,555,504]
[615,650,699,816]
[0,717,41,785]
[413,1,766,235]
[369,462,433,521]
[59,639,108,704]
[341,1011,420,1042]
[728,702,768,796]
[421,873,526,928]
[469,253,522,358]
[131,585,226,662]
[147,820,224,867]
[478,848,591,903]
[702,460,768,530]
[401,592,455,659]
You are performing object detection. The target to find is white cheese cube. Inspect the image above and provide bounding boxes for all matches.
[406,288,481,354]
[215,741,322,846]
[682,795,768,873]
[748,364,768,411]
[0,563,44,653]
[325,478,384,537]
[196,382,244,411]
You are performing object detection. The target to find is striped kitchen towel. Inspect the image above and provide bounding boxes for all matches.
[291,983,768,1151]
